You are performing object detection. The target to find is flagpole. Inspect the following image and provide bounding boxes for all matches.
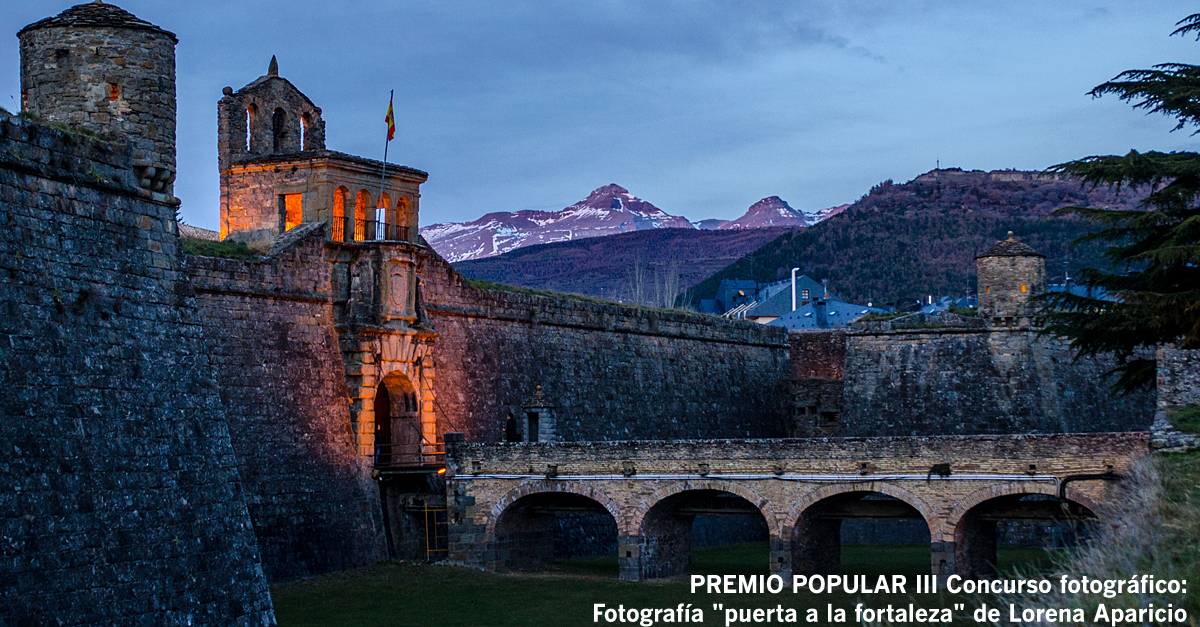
[377,89,393,240]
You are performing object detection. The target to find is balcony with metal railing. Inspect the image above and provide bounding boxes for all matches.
[330,217,412,244]
[373,442,446,473]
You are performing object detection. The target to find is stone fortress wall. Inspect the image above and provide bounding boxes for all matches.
[184,224,388,582]
[0,111,274,624]
[421,251,793,443]
[0,2,1186,623]
[838,324,1155,436]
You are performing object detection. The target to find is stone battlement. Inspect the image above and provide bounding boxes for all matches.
[0,111,159,200]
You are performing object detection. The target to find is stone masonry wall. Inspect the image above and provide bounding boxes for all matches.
[841,326,1155,437]
[1152,347,1200,451]
[789,330,846,379]
[185,224,388,582]
[0,113,274,624]
[422,252,791,442]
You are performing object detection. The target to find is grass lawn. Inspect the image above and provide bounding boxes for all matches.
[271,544,1061,627]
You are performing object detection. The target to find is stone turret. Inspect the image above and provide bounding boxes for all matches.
[19,1,178,196]
[976,231,1046,324]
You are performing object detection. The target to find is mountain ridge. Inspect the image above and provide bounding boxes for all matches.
[422,184,842,262]
[685,168,1148,308]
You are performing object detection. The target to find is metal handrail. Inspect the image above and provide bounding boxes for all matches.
[331,217,411,243]
[373,441,446,469]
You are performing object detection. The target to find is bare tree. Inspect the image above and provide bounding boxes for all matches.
[627,253,647,305]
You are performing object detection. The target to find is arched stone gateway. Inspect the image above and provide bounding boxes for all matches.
[375,371,422,467]
[443,433,1147,582]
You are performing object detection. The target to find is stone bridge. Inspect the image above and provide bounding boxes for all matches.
[444,433,1148,581]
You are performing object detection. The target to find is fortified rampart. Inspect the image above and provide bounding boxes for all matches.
[839,320,1155,436]
[0,111,274,623]
[184,224,387,582]
[422,252,792,443]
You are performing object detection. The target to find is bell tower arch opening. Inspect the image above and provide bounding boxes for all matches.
[271,107,288,154]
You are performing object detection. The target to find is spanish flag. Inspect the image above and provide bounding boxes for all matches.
[385,96,396,142]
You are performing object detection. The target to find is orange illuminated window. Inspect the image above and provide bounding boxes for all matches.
[986,286,991,293]
[1021,284,1027,292]
[283,194,302,230]
[354,190,371,241]
[332,186,347,241]
[108,83,118,101]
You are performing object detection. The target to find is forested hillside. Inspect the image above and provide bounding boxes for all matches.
[685,169,1146,307]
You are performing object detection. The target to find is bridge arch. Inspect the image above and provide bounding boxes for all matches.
[948,482,1099,579]
[944,482,1101,535]
[633,481,774,580]
[784,482,938,576]
[633,480,776,536]
[487,481,621,573]
[488,480,622,535]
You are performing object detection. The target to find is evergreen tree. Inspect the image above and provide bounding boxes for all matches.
[1042,14,1200,390]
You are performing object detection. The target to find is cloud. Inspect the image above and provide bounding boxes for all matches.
[2,0,1197,230]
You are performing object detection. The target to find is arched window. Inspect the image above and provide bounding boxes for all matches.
[354,190,371,241]
[272,107,287,153]
[245,104,256,152]
[394,197,411,241]
[377,192,391,240]
[300,113,308,150]
[332,186,348,241]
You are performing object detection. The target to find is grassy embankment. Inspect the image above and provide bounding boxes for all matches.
[271,544,1053,627]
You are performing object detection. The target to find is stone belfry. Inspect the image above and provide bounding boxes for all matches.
[19,1,179,198]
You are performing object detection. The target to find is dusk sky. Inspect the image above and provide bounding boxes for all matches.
[3,1,1198,231]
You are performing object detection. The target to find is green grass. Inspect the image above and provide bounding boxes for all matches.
[271,544,1063,626]
[181,237,258,260]
[1167,405,1200,434]
[857,311,906,322]
[16,110,107,140]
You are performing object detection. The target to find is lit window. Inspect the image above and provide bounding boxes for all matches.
[283,194,302,230]
[801,289,810,299]
[1021,284,1027,292]
[108,84,118,101]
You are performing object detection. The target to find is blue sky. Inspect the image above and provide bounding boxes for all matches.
[3,1,1198,230]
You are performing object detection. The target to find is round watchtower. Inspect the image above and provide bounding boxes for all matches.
[976,231,1046,324]
[19,1,178,195]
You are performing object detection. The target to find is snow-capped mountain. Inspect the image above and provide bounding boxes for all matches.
[421,184,694,262]
[717,196,809,230]
[692,218,730,230]
[803,203,851,224]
